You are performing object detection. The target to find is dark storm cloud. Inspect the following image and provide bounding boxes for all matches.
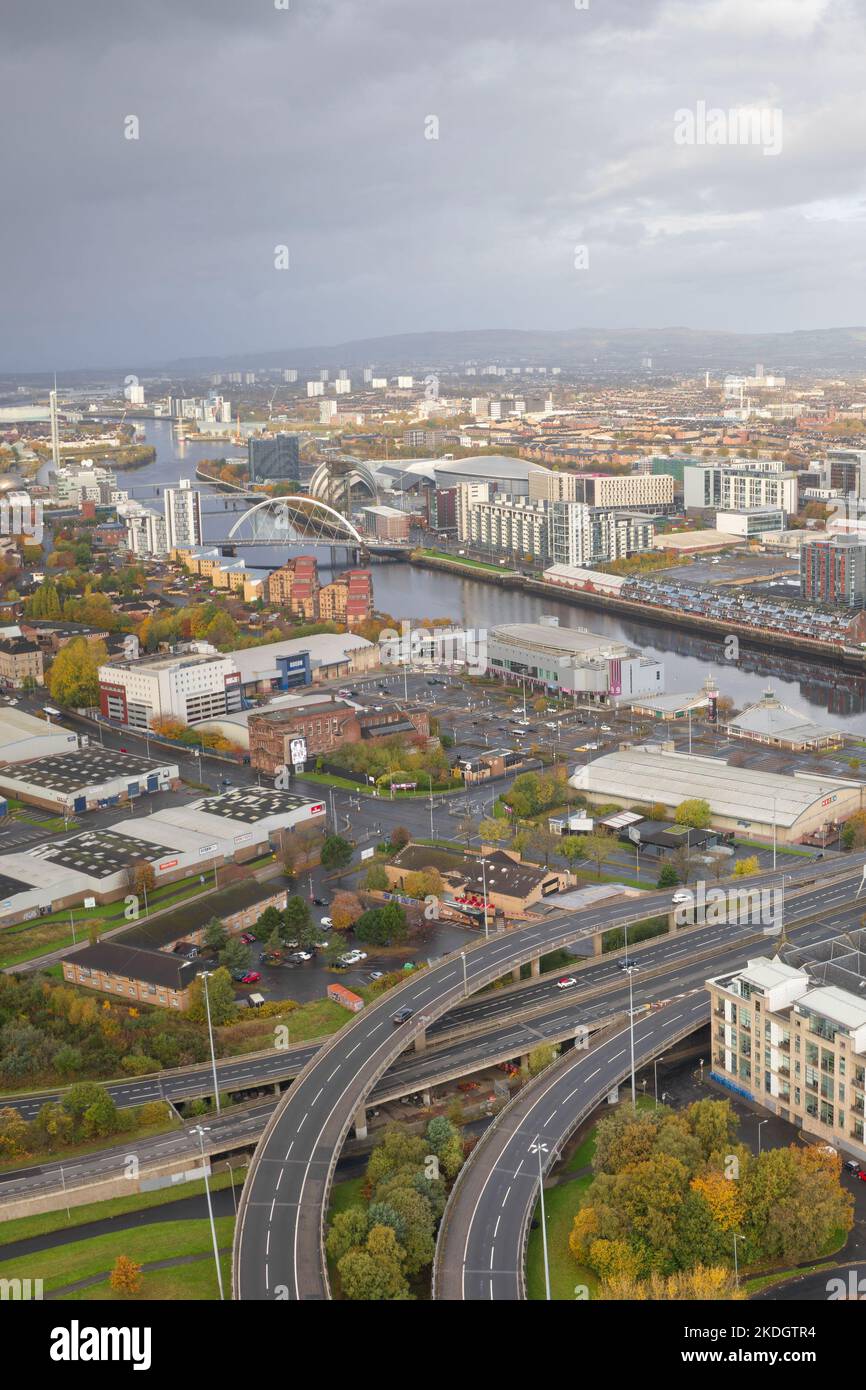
[1,0,863,370]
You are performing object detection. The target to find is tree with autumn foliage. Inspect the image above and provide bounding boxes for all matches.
[330,891,362,932]
[109,1255,143,1296]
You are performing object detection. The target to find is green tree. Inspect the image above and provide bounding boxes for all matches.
[325,1207,368,1265]
[188,967,236,1024]
[657,861,679,888]
[674,799,712,830]
[220,937,251,973]
[337,1225,410,1301]
[582,830,617,880]
[203,917,228,953]
[321,834,353,870]
[47,637,107,707]
[364,862,389,891]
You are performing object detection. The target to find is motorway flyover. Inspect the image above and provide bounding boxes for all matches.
[232,858,864,1301]
[1,891,857,1210]
[433,995,709,1300]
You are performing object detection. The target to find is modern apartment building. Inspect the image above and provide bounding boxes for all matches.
[465,494,548,561]
[683,463,799,514]
[319,569,373,625]
[267,556,320,619]
[549,501,654,567]
[800,534,866,608]
[164,479,203,550]
[828,448,866,498]
[707,955,866,1162]
[123,504,168,557]
[98,651,243,729]
[528,470,674,510]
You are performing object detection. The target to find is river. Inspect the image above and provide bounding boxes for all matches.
[52,419,866,732]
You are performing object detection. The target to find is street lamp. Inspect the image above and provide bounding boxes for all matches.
[757,1118,768,1154]
[460,950,468,997]
[624,964,637,1111]
[190,1125,224,1301]
[200,971,221,1115]
[529,1136,552,1301]
[732,1232,741,1289]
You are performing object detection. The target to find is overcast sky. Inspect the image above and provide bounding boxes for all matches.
[2,0,864,371]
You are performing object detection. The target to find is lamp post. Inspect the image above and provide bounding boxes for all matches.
[757,1118,768,1154]
[529,1136,552,1301]
[191,1125,224,1301]
[625,964,637,1112]
[460,950,468,997]
[732,1232,741,1290]
[200,971,221,1115]
[480,851,490,939]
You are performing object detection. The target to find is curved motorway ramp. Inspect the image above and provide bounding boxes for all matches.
[434,995,708,1301]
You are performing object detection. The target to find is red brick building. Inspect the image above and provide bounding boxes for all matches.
[248,696,430,774]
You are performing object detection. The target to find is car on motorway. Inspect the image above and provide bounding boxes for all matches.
[392,1007,414,1025]
[600,723,612,732]
[119,746,127,753]
[671,890,692,904]
[555,975,577,989]
[617,958,640,972]
[320,916,333,928]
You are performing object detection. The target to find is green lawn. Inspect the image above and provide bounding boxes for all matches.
[0,1166,245,1248]
[62,1251,232,1301]
[0,1216,235,1293]
[526,1174,597,1301]
[416,548,515,574]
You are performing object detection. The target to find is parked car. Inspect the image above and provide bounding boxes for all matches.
[320,916,333,928]
[340,949,367,964]
[240,932,257,944]
[313,897,328,907]
[844,1159,861,1176]
[555,976,577,990]
[240,971,260,984]
[392,1007,414,1026]
[369,970,384,981]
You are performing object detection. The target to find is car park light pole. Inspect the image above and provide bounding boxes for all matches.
[529,1136,552,1301]
[191,1125,224,1301]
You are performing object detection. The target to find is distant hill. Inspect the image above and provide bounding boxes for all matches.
[162,326,866,376]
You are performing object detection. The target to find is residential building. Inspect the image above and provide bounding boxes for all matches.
[267,556,320,619]
[0,637,43,688]
[465,494,548,561]
[361,505,411,541]
[549,501,654,567]
[528,470,674,510]
[164,479,203,550]
[707,955,866,1161]
[62,942,196,1010]
[319,569,373,625]
[800,534,866,608]
[683,463,799,514]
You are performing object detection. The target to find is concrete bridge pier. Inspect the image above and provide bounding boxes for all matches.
[353,1105,368,1140]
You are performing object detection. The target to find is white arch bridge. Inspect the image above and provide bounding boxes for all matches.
[224,496,407,559]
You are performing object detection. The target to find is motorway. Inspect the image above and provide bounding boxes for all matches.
[1,869,857,1123]
[434,996,709,1300]
[231,856,866,1301]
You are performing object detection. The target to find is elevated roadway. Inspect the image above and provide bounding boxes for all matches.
[232,858,864,1300]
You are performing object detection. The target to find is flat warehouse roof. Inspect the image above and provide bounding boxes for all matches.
[571,747,855,828]
[0,749,175,793]
[39,829,175,878]
[192,788,321,824]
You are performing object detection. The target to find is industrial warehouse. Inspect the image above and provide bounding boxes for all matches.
[0,786,325,925]
[0,748,181,814]
[569,745,863,844]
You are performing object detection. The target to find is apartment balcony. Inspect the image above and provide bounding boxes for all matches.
[777,1039,791,1053]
